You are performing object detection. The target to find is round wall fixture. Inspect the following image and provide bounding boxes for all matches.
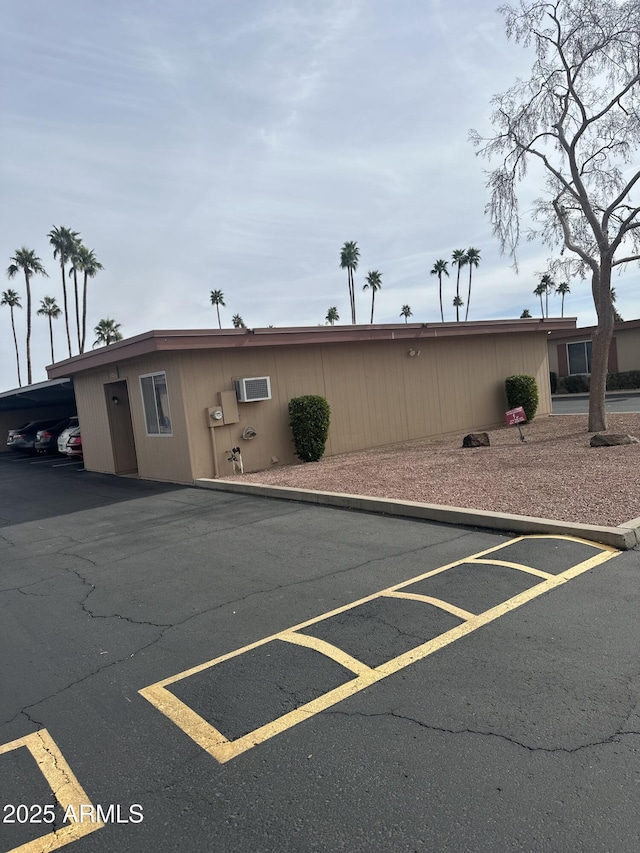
[242,426,257,440]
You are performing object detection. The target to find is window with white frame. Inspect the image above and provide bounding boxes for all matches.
[140,372,172,435]
[567,340,592,375]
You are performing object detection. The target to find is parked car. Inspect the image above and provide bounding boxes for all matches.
[34,417,77,455]
[7,422,32,446]
[64,428,83,458]
[6,419,61,454]
[56,416,80,455]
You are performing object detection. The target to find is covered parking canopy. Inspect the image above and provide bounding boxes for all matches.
[0,378,76,450]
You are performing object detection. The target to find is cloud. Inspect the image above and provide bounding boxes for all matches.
[1,0,639,393]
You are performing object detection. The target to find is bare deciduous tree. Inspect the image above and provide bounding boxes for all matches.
[470,0,640,432]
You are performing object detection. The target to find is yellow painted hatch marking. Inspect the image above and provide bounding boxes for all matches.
[277,632,376,679]
[0,729,104,852]
[469,558,554,579]
[381,591,475,621]
[140,535,618,764]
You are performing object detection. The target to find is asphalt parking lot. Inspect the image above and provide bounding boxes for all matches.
[1,457,639,852]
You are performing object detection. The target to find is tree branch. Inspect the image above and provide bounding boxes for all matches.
[611,253,640,267]
[553,197,598,271]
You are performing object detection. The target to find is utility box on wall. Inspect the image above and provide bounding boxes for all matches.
[219,390,239,423]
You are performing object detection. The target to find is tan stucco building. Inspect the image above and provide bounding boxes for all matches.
[548,318,640,377]
[47,319,574,484]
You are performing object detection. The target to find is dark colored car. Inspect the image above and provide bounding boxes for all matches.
[34,417,78,455]
[6,419,62,454]
[64,428,83,458]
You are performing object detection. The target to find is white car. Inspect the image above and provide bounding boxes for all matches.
[57,417,79,454]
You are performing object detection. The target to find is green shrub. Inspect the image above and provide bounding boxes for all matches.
[288,395,331,463]
[606,370,640,390]
[505,375,539,422]
[549,371,558,394]
[560,374,590,394]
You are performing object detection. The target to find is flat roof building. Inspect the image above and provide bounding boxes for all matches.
[46,319,575,484]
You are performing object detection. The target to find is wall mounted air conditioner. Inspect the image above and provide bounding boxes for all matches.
[234,376,272,402]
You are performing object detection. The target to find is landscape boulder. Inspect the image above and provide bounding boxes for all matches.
[462,432,490,448]
[590,433,640,447]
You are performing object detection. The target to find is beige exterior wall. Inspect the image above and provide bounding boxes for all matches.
[72,332,552,483]
[614,327,640,372]
[73,354,192,483]
[74,371,116,473]
[180,332,552,481]
[548,325,640,376]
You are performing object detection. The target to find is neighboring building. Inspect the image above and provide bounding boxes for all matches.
[46,319,574,484]
[548,318,640,378]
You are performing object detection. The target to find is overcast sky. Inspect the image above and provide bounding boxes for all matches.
[1,0,639,392]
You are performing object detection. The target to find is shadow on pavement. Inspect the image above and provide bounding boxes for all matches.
[0,455,184,526]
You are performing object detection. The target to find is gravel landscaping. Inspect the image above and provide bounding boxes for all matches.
[237,414,640,527]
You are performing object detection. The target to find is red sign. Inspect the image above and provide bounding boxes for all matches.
[505,406,526,425]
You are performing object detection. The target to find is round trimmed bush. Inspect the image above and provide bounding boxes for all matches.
[288,395,331,463]
[505,375,539,422]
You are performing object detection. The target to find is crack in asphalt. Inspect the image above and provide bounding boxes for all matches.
[1,572,68,595]
[69,568,172,630]
[323,608,448,646]
[7,631,167,730]
[34,728,74,794]
[326,709,640,754]
[60,550,99,568]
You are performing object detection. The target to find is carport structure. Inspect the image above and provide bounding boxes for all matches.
[0,378,76,452]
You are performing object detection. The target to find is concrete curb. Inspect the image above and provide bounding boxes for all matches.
[195,479,640,551]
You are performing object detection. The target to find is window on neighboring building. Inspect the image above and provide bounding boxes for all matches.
[140,372,172,435]
[567,340,592,375]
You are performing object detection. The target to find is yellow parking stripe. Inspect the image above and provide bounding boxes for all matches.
[469,558,554,579]
[382,591,475,621]
[140,536,619,764]
[0,729,104,851]
[278,632,375,679]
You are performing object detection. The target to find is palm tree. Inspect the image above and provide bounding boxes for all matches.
[340,241,360,324]
[554,282,570,317]
[520,309,532,318]
[400,305,412,323]
[7,248,48,385]
[68,236,86,351]
[540,273,555,318]
[453,294,464,322]
[93,318,123,347]
[232,314,246,328]
[464,247,481,321]
[48,226,81,358]
[451,250,467,321]
[1,289,23,386]
[430,259,449,322]
[37,296,62,364]
[210,290,225,329]
[363,270,382,323]
[325,306,339,325]
[533,282,547,318]
[71,244,103,352]
[611,287,623,322]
